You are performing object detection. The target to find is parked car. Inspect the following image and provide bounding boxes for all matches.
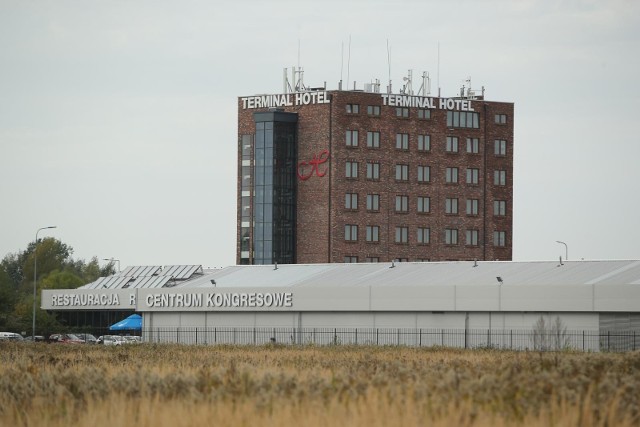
[0,332,24,342]
[23,335,46,342]
[122,336,141,344]
[96,335,125,346]
[75,333,98,344]
[48,334,84,344]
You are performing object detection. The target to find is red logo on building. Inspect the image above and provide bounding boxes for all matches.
[297,150,330,180]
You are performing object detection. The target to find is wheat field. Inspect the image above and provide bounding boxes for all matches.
[1,343,639,426]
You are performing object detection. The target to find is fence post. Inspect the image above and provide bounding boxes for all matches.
[355,328,358,345]
[419,328,422,347]
[376,328,379,346]
[583,330,585,352]
[195,327,198,345]
[634,331,636,351]
[441,329,444,347]
[176,328,179,343]
[510,330,513,350]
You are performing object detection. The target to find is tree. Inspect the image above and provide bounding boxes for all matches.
[0,237,115,333]
[41,270,84,290]
[0,268,17,329]
[21,238,72,287]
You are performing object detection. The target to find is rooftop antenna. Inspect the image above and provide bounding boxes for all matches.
[297,38,300,72]
[386,39,392,94]
[346,35,351,91]
[437,41,441,97]
[402,69,414,95]
[339,41,344,90]
[416,71,431,96]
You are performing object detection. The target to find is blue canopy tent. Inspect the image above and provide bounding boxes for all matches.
[109,314,142,331]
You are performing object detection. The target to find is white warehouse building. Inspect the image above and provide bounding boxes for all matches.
[42,260,640,351]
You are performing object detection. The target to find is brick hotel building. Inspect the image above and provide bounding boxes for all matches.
[237,87,513,265]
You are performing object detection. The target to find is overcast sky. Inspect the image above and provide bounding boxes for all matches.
[1,0,639,270]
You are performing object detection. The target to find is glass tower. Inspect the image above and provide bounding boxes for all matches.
[252,111,298,265]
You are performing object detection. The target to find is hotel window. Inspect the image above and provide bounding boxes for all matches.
[494,200,507,216]
[446,136,459,153]
[495,139,507,156]
[446,167,458,183]
[396,107,409,118]
[395,195,409,213]
[395,164,409,181]
[366,225,380,242]
[367,131,380,148]
[345,193,358,210]
[445,198,458,214]
[395,226,409,243]
[466,168,479,185]
[366,162,380,180]
[344,256,358,263]
[417,227,430,244]
[344,224,358,241]
[466,229,479,246]
[346,161,359,179]
[366,194,380,211]
[494,170,507,186]
[346,104,360,114]
[396,133,409,150]
[467,138,479,154]
[418,134,431,152]
[445,228,458,245]
[417,196,430,213]
[494,231,506,247]
[417,165,430,183]
[345,130,358,147]
[495,114,507,124]
[447,111,480,128]
[365,256,380,263]
[466,199,479,216]
[367,105,380,116]
[417,109,431,119]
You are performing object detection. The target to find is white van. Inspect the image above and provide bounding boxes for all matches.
[0,332,24,341]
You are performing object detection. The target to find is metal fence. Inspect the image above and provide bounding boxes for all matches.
[132,327,640,352]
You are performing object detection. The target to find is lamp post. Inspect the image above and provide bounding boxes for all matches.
[556,240,568,261]
[33,226,57,339]
[103,258,120,273]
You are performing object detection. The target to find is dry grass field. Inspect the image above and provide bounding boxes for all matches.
[0,343,639,426]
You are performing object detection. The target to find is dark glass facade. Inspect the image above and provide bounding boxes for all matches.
[253,112,298,264]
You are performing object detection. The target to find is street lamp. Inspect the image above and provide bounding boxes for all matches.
[556,240,568,261]
[103,258,120,273]
[33,226,57,339]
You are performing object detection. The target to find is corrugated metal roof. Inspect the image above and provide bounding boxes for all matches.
[162,265,203,280]
[127,276,172,289]
[180,260,640,289]
[80,265,202,289]
[119,266,162,277]
[80,261,640,291]
[84,276,133,289]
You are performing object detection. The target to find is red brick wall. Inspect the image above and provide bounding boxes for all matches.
[237,91,513,264]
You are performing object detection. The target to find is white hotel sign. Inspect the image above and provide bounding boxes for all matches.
[241,92,474,111]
